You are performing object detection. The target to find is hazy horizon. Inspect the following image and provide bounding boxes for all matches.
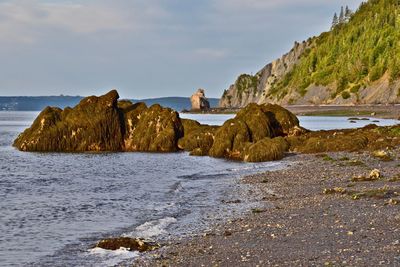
[0,0,363,99]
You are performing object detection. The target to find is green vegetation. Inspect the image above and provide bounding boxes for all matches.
[273,0,400,98]
[235,74,260,99]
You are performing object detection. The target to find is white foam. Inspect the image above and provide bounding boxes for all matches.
[124,217,177,239]
[88,247,139,266]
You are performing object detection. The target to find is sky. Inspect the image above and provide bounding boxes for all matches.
[0,0,364,99]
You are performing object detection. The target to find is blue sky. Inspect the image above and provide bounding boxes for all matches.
[0,0,363,98]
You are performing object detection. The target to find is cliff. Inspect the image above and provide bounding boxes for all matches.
[220,0,400,107]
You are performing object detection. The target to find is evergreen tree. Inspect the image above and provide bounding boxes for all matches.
[331,13,339,29]
[339,6,345,23]
[345,6,353,21]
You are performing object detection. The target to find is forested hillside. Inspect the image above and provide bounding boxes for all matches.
[220,0,400,107]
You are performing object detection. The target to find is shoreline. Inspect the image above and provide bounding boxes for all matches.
[134,149,400,266]
[184,104,400,120]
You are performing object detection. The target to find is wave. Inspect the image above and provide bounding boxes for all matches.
[88,247,139,267]
[124,217,177,239]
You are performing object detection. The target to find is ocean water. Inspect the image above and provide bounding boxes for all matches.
[1,111,398,266]
[181,113,399,130]
[0,111,284,267]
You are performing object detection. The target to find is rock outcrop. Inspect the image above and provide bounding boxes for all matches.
[14,90,184,153]
[14,90,400,162]
[13,90,124,152]
[208,103,306,161]
[191,89,210,110]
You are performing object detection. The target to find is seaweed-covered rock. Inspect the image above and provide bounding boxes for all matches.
[287,124,400,154]
[119,101,148,149]
[243,137,289,162]
[178,119,218,156]
[181,119,202,134]
[296,134,369,153]
[124,104,184,152]
[261,104,307,136]
[13,90,124,151]
[208,118,252,160]
[208,103,299,160]
[95,237,160,252]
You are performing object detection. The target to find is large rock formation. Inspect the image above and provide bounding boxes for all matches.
[208,103,306,161]
[190,89,210,110]
[13,90,125,152]
[14,90,400,162]
[14,90,184,153]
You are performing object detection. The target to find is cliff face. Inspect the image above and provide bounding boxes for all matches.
[219,41,311,108]
[220,0,400,107]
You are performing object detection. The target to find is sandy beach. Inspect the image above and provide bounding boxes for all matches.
[134,148,400,266]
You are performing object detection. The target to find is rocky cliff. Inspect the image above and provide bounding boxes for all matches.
[219,41,311,108]
[220,0,400,107]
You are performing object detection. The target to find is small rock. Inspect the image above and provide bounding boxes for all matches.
[95,237,160,252]
[369,169,381,179]
[223,230,232,236]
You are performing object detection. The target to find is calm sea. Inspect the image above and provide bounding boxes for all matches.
[0,111,397,266]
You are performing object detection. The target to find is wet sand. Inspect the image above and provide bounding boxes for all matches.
[134,148,400,266]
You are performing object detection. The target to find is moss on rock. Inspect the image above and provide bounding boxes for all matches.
[208,103,299,160]
[261,104,307,136]
[288,124,400,154]
[243,137,289,162]
[178,120,218,155]
[124,104,184,152]
[14,90,124,152]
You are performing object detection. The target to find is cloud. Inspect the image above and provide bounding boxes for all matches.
[0,0,169,44]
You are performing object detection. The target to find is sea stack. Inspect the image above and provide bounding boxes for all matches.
[190,89,210,111]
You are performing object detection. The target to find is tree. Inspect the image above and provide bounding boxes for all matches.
[331,13,339,29]
[339,6,345,23]
[345,6,353,21]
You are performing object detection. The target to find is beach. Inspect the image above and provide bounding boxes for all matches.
[135,148,400,266]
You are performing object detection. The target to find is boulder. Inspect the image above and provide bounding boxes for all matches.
[95,237,160,252]
[260,104,307,136]
[178,119,218,156]
[13,90,124,152]
[124,104,184,152]
[243,137,289,162]
[190,89,210,110]
[208,103,300,160]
